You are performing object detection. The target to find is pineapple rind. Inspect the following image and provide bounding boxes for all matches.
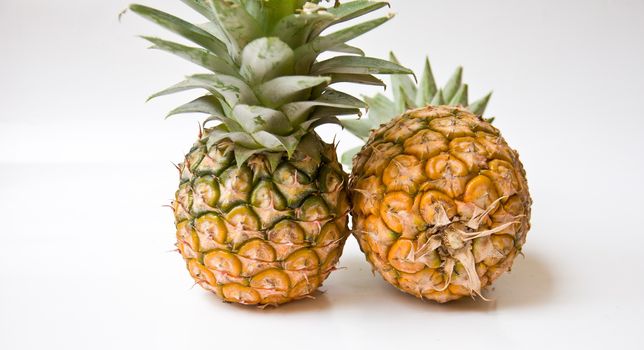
[350,106,532,303]
[174,133,351,305]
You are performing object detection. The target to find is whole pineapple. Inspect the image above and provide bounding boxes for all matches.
[130,1,411,306]
[343,55,532,302]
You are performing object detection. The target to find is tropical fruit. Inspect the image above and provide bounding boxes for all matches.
[129,1,411,306]
[343,55,532,302]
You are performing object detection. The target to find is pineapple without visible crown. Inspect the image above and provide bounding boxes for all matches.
[129,0,411,306]
[343,55,532,302]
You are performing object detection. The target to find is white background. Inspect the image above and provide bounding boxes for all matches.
[1,0,644,349]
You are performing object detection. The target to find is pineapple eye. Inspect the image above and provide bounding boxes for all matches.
[284,249,320,273]
[225,205,260,231]
[298,196,330,222]
[418,190,457,226]
[382,154,425,193]
[192,176,220,214]
[269,220,305,245]
[464,175,500,211]
[222,284,261,305]
[250,269,290,292]
[204,250,242,277]
[379,191,414,234]
[194,213,227,248]
[250,180,286,210]
[387,239,425,274]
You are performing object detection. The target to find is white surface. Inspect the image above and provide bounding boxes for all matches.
[1,0,644,349]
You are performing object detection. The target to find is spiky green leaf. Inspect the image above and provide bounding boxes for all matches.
[166,95,225,118]
[257,76,331,108]
[311,1,390,38]
[141,36,238,76]
[449,84,468,106]
[272,10,335,47]
[148,74,258,107]
[430,89,445,105]
[330,73,384,87]
[340,118,373,140]
[389,52,417,111]
[295,15,392,73]
[327,43,365,56]
[209,0,262,56]
[129,4,230,61]
[231,105,293,135]
[468,92,492,116]
[415,57,438,106]
[180,0,217,20]
[363,93,396,125]
[240,38,294,85]
[312,56,413,75]
[341,145,362,166]
[443,66,463,102]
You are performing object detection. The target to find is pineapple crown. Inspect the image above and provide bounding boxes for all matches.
[128,0,412,166]
[340,52,493,166]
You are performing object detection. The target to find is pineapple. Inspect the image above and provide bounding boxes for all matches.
[343,55,532,302]
[129,1,411,306]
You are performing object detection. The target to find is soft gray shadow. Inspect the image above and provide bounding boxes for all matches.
[484,252,554,310]
[192,250,553,313]
[196,285,333,314]
[331,251,553,312]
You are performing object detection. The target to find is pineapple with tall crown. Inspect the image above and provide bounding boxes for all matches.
[129,1,411,306]
[342,54,532,303]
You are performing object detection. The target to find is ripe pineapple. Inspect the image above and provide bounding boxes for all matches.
[343,55,532,302]
[129,1,411,306]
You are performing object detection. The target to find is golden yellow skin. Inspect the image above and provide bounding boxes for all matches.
[351,106,532,302]
[173,133,350,306]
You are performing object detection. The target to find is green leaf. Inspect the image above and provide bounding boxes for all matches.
[272,11,335,47]
[264,151,284,172]
[340,118,373,141]
[129,4,230,61]
[294,15,392,73]
[443,66,463,103]
[261,0,300,31]
[148,74,258,107]
[415,56,438,106]
[231,105,293,135]
[449,84,468,106]
[141,36,238,76]
[468,92,492,116]
[252,131,301,156]
[281,90,365,124]
[341,145,362,167]
[306,114,343,128]
[317,89,368,108]
[327,43,365,56]
[209,0,262,57]
[389,52,417,111]
[430,89,445,105]
[363,93,396,125]
[330,73,384,87]
[205,124,230,146]
[240,38,294,85]
[166,95,225,118]
[257,76,331,108]
[241,0,264,24]
[312,56,413,75]
[311,1,390,38]
[233,144,266,167]
[180,0,217,20]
